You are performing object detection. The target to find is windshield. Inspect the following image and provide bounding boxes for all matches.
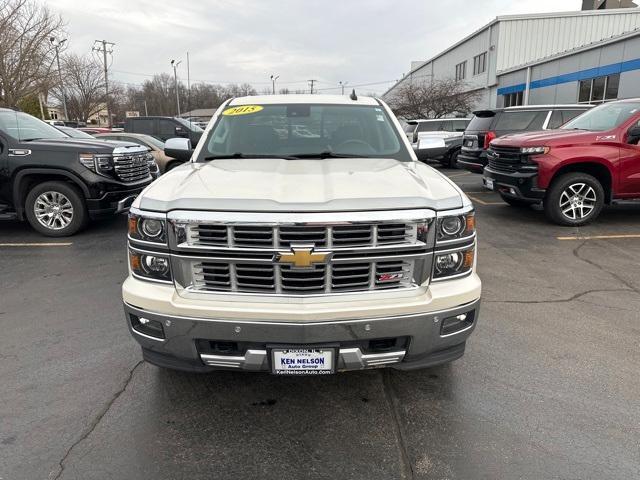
[176,117,203,132]
[0,111,69,141]
[562,102,640,131]
[199,103,411,161]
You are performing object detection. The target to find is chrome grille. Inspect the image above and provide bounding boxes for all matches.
[114,153,151,183]
[188,223,416,249]
[170,209,436,297]
[192,259,415,294]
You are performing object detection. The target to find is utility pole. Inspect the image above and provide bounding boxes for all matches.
[308,79,317,94]
[270,74,280,94]
[49,37,68,121]
[186,52,191,115]
[339,81,348,95]
[92,40,115,127]
[171,59,182,116]
[144,100,148,116]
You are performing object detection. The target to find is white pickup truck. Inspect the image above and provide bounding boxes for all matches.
[122,95,481,375]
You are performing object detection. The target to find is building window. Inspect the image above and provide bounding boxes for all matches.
[473,52,487,75]
[578,73,620,103]
[455,61,466,81]
[503,91,523,107]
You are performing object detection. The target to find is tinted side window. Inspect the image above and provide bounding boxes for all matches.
[131,119,155,134]
[453,119,469,131]
[158,119,176,136]
[495,111,548,131]
[547,110,564,129]
[560,109,585,124]
[466,114,495,132]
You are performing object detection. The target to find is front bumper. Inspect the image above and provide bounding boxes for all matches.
[458,149,486,173]
[86,184,150,218]
[483,166,545,202]
[124,298,480,373]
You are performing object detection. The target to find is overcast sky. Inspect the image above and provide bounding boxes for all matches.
[44,0,581,95]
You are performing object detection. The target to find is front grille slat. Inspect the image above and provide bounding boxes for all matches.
[183,218,427,295]
[113,153,151,183]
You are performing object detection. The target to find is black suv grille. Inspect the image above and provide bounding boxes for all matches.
[114,153,151,183]
[487,146,528,173]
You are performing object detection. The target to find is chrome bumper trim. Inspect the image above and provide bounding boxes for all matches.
[199,348,406,371]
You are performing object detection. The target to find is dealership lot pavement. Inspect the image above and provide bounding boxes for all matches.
[1,169,639,480]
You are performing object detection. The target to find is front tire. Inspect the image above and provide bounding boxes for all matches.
[25,181,88,237]
[445,149,460,169]
[543,173,604,226]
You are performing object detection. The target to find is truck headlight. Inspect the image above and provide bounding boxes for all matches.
[79,152,113,174]
[520,146,549,155]
[433,247,474,279]
[129,249,172,283]
[436,210,475,241]
[128,212,167,244]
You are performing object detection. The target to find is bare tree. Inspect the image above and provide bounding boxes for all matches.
[388,79,481,120]
[50,54,106,122]
[0,0,64,107]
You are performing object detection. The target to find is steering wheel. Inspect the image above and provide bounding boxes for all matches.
[334,139,377,155]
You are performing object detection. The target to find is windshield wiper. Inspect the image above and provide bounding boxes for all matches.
[288,151,367,159]
[204,153,297,161]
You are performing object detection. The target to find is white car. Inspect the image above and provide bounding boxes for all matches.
[122,95,481,375]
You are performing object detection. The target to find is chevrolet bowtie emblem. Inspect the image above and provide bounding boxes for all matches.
[276,246,332,269]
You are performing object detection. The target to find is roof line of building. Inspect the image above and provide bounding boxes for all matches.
[498,27,640,75]
[382,7,640,97]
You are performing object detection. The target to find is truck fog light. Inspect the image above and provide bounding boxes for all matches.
[131,315,165,339]
[440,311,474,336]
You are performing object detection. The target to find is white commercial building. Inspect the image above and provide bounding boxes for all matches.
[383,8,640,110]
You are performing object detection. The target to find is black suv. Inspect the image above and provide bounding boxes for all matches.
[458,105,591,173]
[124,116,203,146]
[0,109,155,236]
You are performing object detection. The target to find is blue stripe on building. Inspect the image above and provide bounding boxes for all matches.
[497,58,640,96]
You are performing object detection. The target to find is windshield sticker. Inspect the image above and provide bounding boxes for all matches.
[222,105,264,116]
[376,114,385,122]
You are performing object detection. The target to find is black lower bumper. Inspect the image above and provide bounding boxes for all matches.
[458,151,486,173]
[86,186,148,218]
[483,167,546,202]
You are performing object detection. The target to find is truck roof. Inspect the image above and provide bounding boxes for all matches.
[228,94,381,106]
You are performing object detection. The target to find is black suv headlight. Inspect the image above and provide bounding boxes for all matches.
[128,211,167,244]
[79,152,113,176]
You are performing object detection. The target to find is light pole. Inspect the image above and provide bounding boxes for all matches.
[171,59,182,116]
[270,74,279,94]
[49,37,68,121]
[339,81,348,95]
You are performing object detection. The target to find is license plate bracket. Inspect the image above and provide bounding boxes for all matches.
[484,177,494,190]
[269,345,337,375]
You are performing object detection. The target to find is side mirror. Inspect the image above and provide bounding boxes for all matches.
[164,137,192,161]
[627,125,640,144]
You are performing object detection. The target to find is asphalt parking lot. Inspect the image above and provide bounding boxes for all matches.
[1,168,639,480]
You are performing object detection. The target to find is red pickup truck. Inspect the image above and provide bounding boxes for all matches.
[483,99,640,225]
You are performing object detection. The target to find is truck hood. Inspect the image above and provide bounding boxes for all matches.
[492,129,603,147]
[23,137,142,153]
[136,157,465,213]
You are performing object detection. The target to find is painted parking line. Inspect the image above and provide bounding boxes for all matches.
[466,194,505,206]
[557,234,640,241]
[0,242,73,247]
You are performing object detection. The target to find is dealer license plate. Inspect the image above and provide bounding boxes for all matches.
[484,178,494,190]
[465,139,474,147]
[271,348,335,375]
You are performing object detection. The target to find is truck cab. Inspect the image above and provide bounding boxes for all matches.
[0,108,156,236]
[483,99,640,225]
[124,116,203,146]
[122,95,482,375]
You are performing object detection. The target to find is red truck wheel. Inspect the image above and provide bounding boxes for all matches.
[544,173,604,226]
